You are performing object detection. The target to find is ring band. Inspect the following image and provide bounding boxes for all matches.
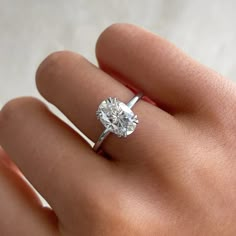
[93,92,143,152]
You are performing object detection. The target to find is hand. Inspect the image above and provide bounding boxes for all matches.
[0,23,236,236]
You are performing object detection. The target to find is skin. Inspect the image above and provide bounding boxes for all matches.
[0,23,236,235]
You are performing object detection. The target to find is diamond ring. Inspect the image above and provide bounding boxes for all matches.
[93,93,143,152]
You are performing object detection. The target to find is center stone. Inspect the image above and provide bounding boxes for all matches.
[96,97,139,137]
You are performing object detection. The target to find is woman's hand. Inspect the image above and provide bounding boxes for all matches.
[0,23,236,236]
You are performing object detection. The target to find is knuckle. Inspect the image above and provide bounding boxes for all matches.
[102,23,126,34]
[36,51,71,83]
[0,97,43,128]
[96,23,130,54]
[35,50,84,91]
[98,23,129,40]
[36,51,65,79]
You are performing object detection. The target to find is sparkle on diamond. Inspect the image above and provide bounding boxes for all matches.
[96,97,138,137]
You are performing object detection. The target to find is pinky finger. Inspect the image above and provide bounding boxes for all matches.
[0,147,58,236]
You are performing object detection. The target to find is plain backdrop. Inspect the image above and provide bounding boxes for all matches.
[0,0,236,204]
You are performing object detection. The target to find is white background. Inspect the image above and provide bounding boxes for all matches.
[0,0,236,205]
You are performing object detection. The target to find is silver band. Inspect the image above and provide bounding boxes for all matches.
[93,92,143,152]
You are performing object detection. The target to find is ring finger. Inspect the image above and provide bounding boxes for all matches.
[36,51,179,162]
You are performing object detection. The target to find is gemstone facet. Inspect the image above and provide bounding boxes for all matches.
[96,97,139,137]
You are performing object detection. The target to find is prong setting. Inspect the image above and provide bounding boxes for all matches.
[96,97,139,137]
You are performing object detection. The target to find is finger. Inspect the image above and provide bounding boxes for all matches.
[96,23,228,114]
[0,147,57,236]
[0,146,20,175]
[36,51,180,162]
[0,97,114,224]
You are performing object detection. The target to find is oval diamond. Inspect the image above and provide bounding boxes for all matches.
[96,97,139,137]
